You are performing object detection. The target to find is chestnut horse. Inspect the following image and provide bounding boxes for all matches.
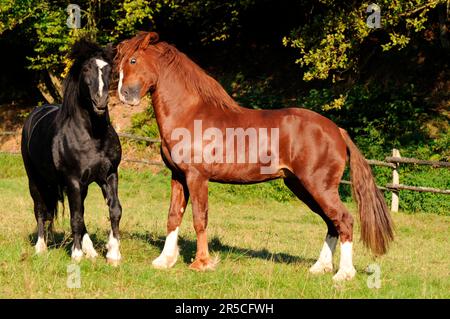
[116,32,393,281]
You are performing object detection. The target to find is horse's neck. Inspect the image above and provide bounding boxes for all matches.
[151,80,201,141]
[63,103,109,137]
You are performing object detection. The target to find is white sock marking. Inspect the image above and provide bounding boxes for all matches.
[81,233,98,259]
[310,235,338,274]
[35,236,47,254]
[106,231,121,261]
[71,245,83,262]
[152,227,180,269]
[95,59,108,97]
[333,241,357,281]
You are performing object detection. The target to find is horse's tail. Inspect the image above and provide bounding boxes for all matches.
[339,128,394,255]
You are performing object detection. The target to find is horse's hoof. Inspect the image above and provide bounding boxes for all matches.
[35,244,47,255]
[82,234,98,260]
[309,261,333,274]
[189,255,219,271]
[71,248,83,263]
[152,251,179,269]
[332,267,356,281]
[85,253,98,261]
[105,236,121,266]
[35,237,47,254]
[106,258,121,267]
[71,255,83,263]
[83,249,98,260]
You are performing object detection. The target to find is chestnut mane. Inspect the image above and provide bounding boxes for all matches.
[115,32,242,112]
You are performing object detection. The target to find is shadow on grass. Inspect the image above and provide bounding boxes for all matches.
[125,231,316,267]
[27,229,316,268]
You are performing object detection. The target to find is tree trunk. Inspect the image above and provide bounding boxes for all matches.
[36,71,63,104]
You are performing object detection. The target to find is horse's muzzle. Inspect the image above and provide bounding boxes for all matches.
[92,99,108,115]
[119,85,141,106]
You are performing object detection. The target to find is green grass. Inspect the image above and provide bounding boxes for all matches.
[0,153,449,298]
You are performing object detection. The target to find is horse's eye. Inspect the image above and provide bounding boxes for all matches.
[130,58,136,65]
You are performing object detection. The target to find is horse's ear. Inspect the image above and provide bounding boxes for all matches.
[103,43,115,63]
[139,32,159,49]
[70,38,97,61]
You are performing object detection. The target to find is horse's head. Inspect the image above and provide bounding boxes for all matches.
[68,40,114,116]
[116,32,160,106]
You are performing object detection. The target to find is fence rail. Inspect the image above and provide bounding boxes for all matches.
[1,131,449,211]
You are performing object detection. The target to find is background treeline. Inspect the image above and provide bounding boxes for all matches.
[0,0,449,214]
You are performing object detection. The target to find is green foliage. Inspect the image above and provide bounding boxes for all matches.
[0,0,39,34]
[130,100,160,143]
[1,0,448,215]
[167,0,255,43]
[109,0,171,41]
[398,166,450,215]
[283,0,444,83]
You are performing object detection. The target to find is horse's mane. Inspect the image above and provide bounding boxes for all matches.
[116,32,242,112]
[57,39,114,123]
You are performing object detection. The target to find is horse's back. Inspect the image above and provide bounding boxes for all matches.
[22,105,60,147]
[21,104,60,182]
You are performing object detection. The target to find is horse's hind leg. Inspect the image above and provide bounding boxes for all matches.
[186,172,217,271]
[153,173,189,269]
[101,171,122,266]
[301,179,356,281]
[284,177,338,274]
[28,179,55,254]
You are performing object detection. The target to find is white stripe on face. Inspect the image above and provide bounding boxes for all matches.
[118,69,125,102]
[95,59,108,97]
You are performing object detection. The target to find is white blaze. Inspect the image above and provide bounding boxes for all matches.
[95,59,108,97]
[118,69,125,102]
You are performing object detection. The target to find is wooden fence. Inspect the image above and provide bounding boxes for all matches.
[1,131,449,212]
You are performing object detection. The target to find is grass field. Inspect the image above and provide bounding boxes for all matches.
[0,153,449,298]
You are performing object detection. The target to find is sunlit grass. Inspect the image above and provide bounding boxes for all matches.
[0,154,448,298]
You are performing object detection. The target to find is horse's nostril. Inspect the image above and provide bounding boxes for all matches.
[122,89,129,97]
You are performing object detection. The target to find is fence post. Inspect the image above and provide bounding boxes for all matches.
[391,149,400,212]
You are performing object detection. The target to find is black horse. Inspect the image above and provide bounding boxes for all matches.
[21,39,123,265]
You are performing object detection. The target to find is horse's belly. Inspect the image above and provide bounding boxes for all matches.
[206,163,287,183]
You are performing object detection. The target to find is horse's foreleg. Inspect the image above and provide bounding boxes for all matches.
[67,181,89,262]
[186,174,217,271]
[153,173,189,269]
[101,172,122,266]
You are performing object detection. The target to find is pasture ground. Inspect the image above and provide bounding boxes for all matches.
[0,153,448,298]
